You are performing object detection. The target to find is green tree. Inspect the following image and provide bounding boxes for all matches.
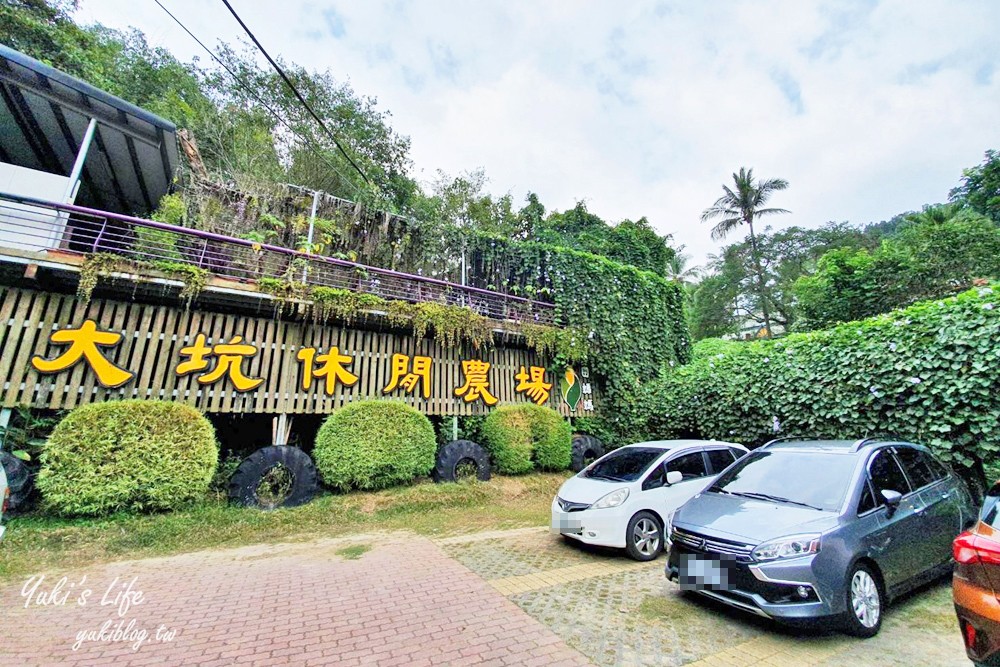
[690,272,739,339]
[665,247,701,285]
[793,206,1000,329]
[538,202,674,275]
[691,222,863,335]
[516,192,546,239]
[207,44,416,210]
[951,149,1000,223]
[700,168,790,337]
[0,1,214,130]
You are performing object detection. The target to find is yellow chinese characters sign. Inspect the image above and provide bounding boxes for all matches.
[31,319,133,388]
[9,288,596,416]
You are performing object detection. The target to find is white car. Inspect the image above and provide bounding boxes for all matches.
[0,463,7,542]
[551,440,748,560]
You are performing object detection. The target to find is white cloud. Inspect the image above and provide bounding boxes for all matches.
[75,0,1000,264]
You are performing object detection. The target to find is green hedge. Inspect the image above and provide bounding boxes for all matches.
[481,404,572,473]
[313,400,436,491]
[36,400,218,516]
[642,285,1000,468]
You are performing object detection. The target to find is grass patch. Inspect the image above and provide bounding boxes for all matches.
[336,543,372,560]
[0,473,568,582]
[638,594,689,623]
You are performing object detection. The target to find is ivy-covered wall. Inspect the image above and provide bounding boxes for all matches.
[543,245,690,443]
[640,285,1000,469]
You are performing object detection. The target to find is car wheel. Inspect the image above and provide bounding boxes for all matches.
[432,440,491,483]
[228,446,318,510]
[625,511,663,561]
[842,563,884,638]
[570,435,605,472]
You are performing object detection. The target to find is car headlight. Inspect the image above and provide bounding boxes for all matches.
[751,534,821,562]
[591,488,629,509]
[664,510,677,541]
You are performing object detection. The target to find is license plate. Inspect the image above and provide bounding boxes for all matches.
[551,512,582,534]
[678,554,728,590]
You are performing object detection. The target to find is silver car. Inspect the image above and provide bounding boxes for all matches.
[665,438,976,637]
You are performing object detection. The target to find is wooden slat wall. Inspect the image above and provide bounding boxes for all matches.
[0,287,599,417]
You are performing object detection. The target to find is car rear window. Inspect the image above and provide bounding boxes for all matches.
[709,450,858,512]
[707,448,736,474]
[666,452,708,480]
[893,447,937,490]
[582,447,663,482]
[869,450,911,500]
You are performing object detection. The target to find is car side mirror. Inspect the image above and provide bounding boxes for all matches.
[665,471,683,486]
[881,489,903,513]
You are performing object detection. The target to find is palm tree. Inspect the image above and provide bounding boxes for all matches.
[665,247,702,285]
[700,167,789,337]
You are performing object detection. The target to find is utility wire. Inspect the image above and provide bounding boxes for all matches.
[151,0,363,195]
[218,0,371,185]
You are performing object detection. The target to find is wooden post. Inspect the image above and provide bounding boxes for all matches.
[273,413,293,446]
[177,128,209,182]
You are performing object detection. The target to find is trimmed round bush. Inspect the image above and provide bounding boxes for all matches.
[37,400,218,516]
[313,400,436,491]
[481,405,573,474]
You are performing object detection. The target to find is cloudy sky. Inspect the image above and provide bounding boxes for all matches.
[77,0,1000,263]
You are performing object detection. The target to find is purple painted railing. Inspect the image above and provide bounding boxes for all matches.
[0,193,557,325]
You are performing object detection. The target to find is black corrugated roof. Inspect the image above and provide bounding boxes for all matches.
[0,44,179,216]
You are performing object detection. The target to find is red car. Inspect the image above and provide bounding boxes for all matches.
[954,483,1000,666]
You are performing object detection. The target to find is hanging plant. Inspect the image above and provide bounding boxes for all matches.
[77,253,130,303]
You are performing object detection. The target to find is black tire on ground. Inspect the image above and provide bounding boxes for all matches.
[625,511,663,561]
[0,451,35,513]
[433,440,491,483]
[227,445,319,510]
[841,562,885,638]
[570,435,605,472]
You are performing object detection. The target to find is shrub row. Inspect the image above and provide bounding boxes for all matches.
[641,285,1000,469]
[34,398,573,516]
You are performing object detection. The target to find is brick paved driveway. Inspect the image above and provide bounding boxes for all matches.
[441,528,970,667]
[1,526,971,666]
[0,533,591,666]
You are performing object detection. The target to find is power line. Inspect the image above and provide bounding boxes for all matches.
[218,0,371,185]
[150,0,363,195]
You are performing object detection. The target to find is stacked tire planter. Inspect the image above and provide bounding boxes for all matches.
[432,440,491,483]
[0,451,35,514]
[570,434,605,472]
[222,426,603,509]
[227,445,319,510]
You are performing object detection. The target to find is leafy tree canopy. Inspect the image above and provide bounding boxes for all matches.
[0,0,678,276]
[951,149,1000,223]
[793,206,1000,329]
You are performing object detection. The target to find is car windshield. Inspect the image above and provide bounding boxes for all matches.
[708,450,858,512]
[582,447,664,482]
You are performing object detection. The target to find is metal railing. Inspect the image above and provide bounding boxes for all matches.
[0,193,557,325]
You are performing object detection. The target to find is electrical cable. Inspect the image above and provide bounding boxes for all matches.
[150,0,363,195]
[217,0,371,184]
